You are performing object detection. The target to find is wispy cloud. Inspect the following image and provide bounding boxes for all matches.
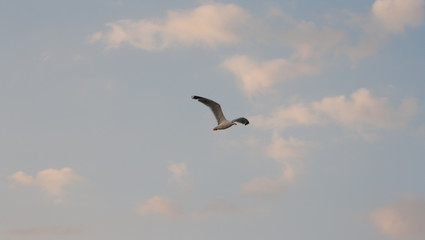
[222,55,319,96]
[250,103,322,131]
[344,0,424,60]
[312,88,417,135]
[90,3,249,50]
[8,168,83,202]
[372,0,424,33]
[284,21,347,60]
[369,194,425,238]
[89,0,424,64]
[137,196,181,216]
[241,132,309,198]
[266,132,311,162]
[168,162,191,191]
[251,88,417,138]
[241,173,290,198]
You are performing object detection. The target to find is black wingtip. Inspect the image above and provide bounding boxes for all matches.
[192,95,200,100]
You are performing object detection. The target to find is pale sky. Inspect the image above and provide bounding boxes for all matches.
[1,0,425,239]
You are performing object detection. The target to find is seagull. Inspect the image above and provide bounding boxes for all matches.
[192,95,249,131]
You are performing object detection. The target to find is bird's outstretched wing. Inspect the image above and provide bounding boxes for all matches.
[232,117,249,125]
[192,95,226,124]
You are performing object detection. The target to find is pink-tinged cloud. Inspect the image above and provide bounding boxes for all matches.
[90,3,249,50]
[222,55,319,96]
[372,0,424,33]
[137,196,180,216]
[251,88,417,138]
[8,168,82,201]
[312,88,417,132]
[250,103,322,131]
[344,0,424,60]
[241,175,288,198]
[168,162,191,191]
[369,194,425,238]
[241,132,307,198]
[8,171,34,185]
[241,167,297,198]
[266,132,311,162]
[285,21,346,60]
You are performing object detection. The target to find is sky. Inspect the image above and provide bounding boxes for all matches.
[1,0,425,239]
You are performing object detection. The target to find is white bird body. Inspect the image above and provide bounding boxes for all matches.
[214,121,236,131]
[192,95,249,131]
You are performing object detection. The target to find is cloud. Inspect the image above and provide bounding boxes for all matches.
[168,162,191,191]
[369,194,425,238]
[241,174,289,198]
[250,103,322,131]
[87,31,103,43]
[137,196,180,216]
[241,132,307,198]
[372,0,424,33]
[8,168,82,201]
[88,1,424,65]
[90,3,249,50]
[284,21,347,60]
[8,171,34,185]
[222,55,319,96]
[344,0,424,60]
[312,88,418,132]
[266,132,311,162]
[251,88,417,138]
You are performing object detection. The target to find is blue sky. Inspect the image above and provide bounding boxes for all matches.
[1,0,425,239]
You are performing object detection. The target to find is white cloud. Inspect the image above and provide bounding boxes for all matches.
[87,31,103,43]
[91,3,249,50]
[344,0,424,60]
[250,103,322,131]
[88,1,424,64]
[251,88,417,138]
[137,196,180,216]
[372,0,424,33]
[285,21,346,60]
[241,175,286,198]
[168,162,191,191]
[312,88,418,132]
[369,194,425,238]
[222,55,319,96]
[273,0,423,63]
[266,132,311,162]
[8,168,82,201]
[241,132,307,198]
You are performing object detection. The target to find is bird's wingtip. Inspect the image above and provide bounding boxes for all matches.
[192,95,200,100]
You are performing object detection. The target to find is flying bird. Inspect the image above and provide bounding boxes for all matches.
[192,95,249,131]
